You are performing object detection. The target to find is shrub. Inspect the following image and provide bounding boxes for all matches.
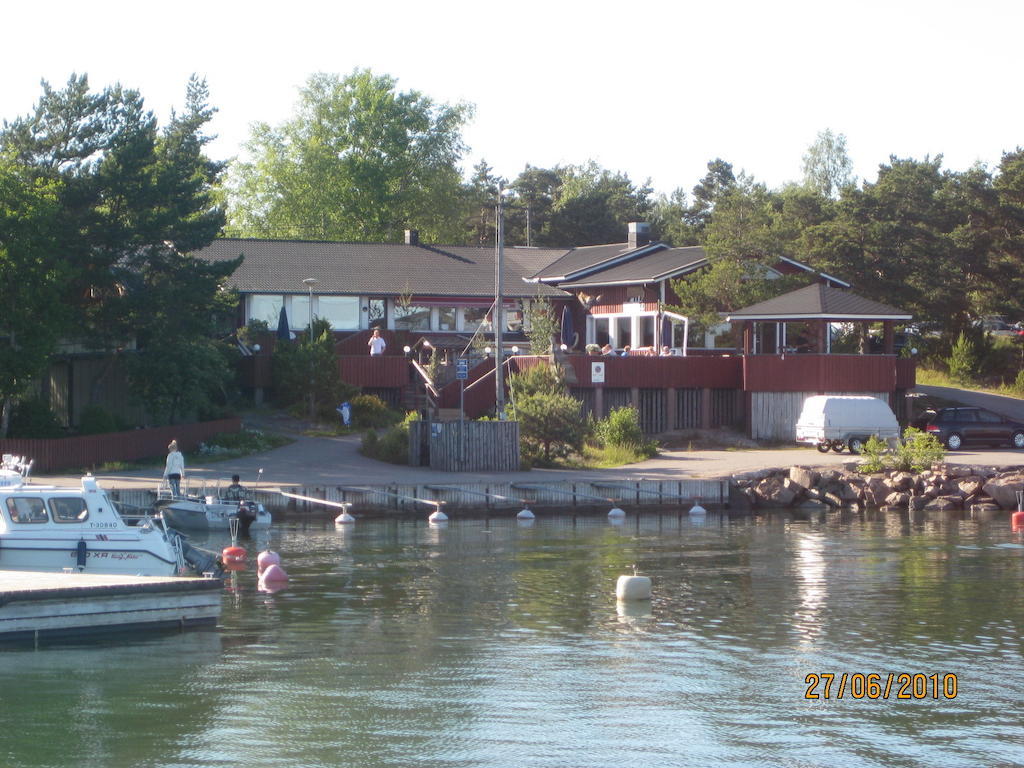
[361,411,418,464]
[349,394,400,429]
[947,332,978,384]
[597,406,645,448]
[858,427,945,474]
[8,396,63,438]
[514,390,588,463]
[77,405,120,435]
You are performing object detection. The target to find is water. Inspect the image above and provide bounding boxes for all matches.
[3,510,1024,768]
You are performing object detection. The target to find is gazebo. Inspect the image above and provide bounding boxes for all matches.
[726,283,916,439]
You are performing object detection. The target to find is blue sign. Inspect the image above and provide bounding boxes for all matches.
[455,358,469,380]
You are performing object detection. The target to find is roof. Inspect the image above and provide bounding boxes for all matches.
[560,246,707,288]
[726,283,912,321]
[528,242,665,281]
[195,239,570,299]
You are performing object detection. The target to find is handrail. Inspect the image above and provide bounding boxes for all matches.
[409,359,441,400]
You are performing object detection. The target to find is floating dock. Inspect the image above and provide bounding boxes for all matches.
[0,571,222,645]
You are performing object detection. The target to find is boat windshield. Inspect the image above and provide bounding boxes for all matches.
[47,497,89,523]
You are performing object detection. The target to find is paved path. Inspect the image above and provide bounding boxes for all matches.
[34,407,1024,494]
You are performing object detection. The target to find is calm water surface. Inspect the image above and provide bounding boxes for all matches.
[2,510,1023,768]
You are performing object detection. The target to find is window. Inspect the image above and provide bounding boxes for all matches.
[317,296,360,330]
[248,295,283,326]
[367,299,385,327]
[6,497,48,524]
[49,497,89,522]
[437,307,456,331]
[290,295,311,330]
[393,304,431,331]
[463,307,491,332]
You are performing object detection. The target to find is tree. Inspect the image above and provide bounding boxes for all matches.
[0,160,66,436]
[272,318,355,421]
[545,161,653,246]
[686,158,736,236]
[1,74,235,423]
[226,69,473,243]
[649,187,698,246]
[802,129,856,198]
[508,365,586,463]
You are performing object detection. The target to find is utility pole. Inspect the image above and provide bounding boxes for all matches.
[494,184,505,419]
[302,277,318,421]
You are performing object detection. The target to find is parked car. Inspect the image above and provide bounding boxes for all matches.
[914,407,1024,450]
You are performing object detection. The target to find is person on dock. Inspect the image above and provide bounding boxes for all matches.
[163,441,185,497]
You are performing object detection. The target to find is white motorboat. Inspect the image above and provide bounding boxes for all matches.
[154,476,272,535]
[0,457,218,577]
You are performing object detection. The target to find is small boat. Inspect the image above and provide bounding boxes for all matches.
[154,477,272,536]
[0,458,219,577]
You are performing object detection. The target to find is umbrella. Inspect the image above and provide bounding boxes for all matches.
[560,305,576,350]
[277,306,290,341]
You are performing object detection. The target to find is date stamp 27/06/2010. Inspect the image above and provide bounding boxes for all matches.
[804,673,958,700]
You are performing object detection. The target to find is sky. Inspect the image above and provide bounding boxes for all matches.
[3,0,1022,198]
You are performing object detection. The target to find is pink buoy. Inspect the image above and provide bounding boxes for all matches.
[259,562,289,585]
[222,546,247,566]
[257,550,281,575]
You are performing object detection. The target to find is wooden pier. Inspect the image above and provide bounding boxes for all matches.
[0,571,222,644]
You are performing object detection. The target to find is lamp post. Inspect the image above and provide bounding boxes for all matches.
[495,184,506,419]
[302,278,318,421]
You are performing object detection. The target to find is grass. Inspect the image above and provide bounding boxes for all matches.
[194,428,293,462]
[916,366,1024,400]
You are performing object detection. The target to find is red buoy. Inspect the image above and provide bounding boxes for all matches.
[222,545,247,566]
[1012,509,1024,530]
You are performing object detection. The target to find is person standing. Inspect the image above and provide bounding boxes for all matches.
[164,440,185,497]
[368,328,387,356]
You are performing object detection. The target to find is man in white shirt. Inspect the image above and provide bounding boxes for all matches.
[368,328,387,356]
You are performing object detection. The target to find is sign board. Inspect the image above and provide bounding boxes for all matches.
[591,361,605,384]
[455,358,469,380]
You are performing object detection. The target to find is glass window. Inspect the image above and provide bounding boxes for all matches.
[615,316,632,347]
[317,296,360,330]
[437,307,456,331]
[6,497,48,524]
[367,299,385,327]
[639,316,655,348]
[290,295,311,330]
[249,295,283,326]
[977,409,1002,423]
[463,307,491,333]
[49,497,89,523]
[393,304,431,331]
[504,307,524,332]
[593,317,611,347]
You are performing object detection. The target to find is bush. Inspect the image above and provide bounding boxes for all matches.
[594,406,658,459]
[349,394,401,429]
[197,428,291,458]
[77,405,120,435]
[8,396,63,438]
[947,331,979,384]
[360,411,418,464]
[858,427,945,474]
[514,390,588,464]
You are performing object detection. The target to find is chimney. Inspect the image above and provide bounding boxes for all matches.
[628,222,650,250]
[404,229,419,246]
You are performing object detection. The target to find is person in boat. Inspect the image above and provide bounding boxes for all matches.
[163,440,185,497]
[224,474,246,501]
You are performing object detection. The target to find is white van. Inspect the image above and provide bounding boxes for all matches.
[795,395,901,454]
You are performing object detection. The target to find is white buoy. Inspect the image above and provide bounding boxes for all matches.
[616,566,652,601]
[689,503,707,516]
[334,503,355,524]
[428,505,448,523]
[608,507,626,520]
[517,508,535,520]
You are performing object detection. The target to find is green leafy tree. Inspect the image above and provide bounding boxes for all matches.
[0,161,66,436]
[650,187,698,246]
[686,158,736,236]
[947,331,979,384]
[1,74,234,423]
[227,69,473,243]
[545,161,653,246]
[801,129,856,198]
[525,295,560,353]
[272,318,355,421]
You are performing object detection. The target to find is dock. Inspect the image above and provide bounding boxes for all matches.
[0,571,222,645]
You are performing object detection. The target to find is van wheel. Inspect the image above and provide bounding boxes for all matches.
[848,437,865,454]
[946,433,963,451]
[816,442,830,453]
[1012,431,1024,449]
[830,440,845,453]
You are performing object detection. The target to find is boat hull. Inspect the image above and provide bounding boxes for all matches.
[0,534,178,576]
[158,499,272,532]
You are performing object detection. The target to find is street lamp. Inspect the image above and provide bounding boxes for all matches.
[301,278,318,421]
[302,278,318,332]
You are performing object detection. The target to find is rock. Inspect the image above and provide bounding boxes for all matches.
[789,466,820,490]
[823,491,843,507]
[795,499,829,511]
[890,472,915,492]
[925,496,963,511]
[909,495,928,511]
[970,502,1003,513]
[885,491,910,507]
[981,475,1024,509]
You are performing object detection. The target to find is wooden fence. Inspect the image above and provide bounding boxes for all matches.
[0,418,241,473]
[408,420,520,472]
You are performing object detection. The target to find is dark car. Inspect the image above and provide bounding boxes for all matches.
[915,406,1024,450]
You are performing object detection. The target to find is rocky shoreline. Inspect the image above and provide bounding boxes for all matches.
[732,462,1024,513]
